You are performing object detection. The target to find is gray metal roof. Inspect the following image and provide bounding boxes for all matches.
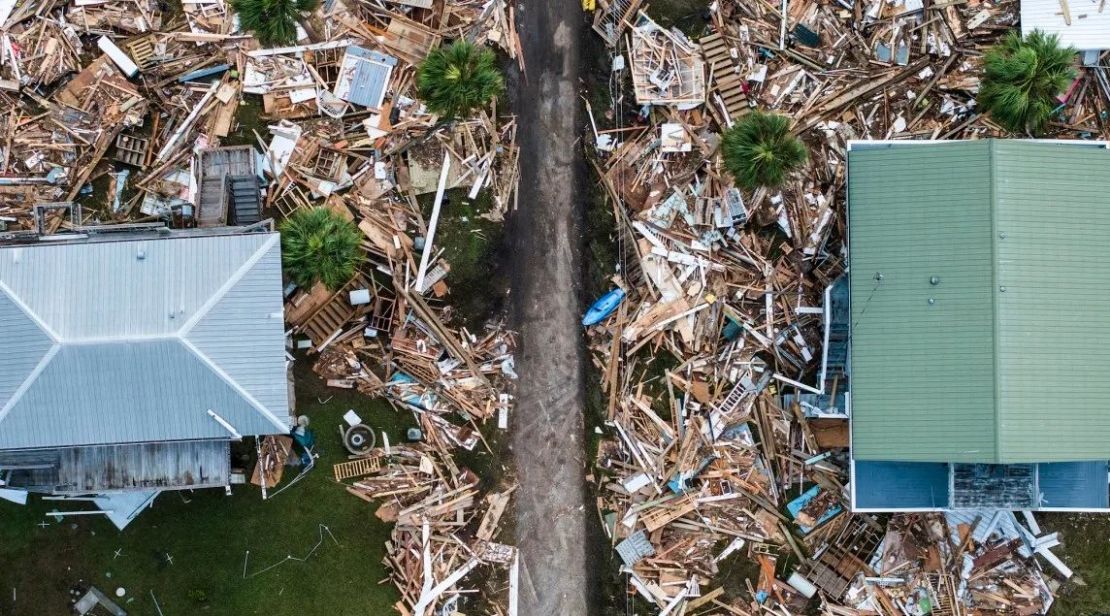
[0,231,291,449]
[333,46,397,109]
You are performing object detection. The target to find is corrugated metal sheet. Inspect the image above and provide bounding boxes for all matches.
[0,341,280,448]
[333,46,397,108]
[0,234,268,339]
[993,141,1110,462]
[853,460,949,509]
[186,241,288,420]
[1039,461,1109,509]
[1021,0,1110,51]
[0,289,54,411]
[850,140,1110,464]
[848,141,997,462]
[0,231,290,449]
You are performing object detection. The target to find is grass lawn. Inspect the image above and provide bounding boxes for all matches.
[1042,513,1110,615]
[417,188,507,329]
[0,362,407,615]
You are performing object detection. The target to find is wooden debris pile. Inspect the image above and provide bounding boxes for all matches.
[335,445,518,615]
[815,511,1065,615]
[0,0,519,612]
[585,0,1107,613]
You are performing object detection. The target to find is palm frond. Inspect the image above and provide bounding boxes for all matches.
[279,207,364,291]
[978,29,1076,134]
[232,0,313,47]
[417,40,504,119]
[721,112,808,189]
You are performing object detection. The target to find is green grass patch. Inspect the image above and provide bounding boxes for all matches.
[0,362,407,616]
[1042,513,1110,615]
[647,0,711,37]
[223,96,269,148]
[418,187,506,329]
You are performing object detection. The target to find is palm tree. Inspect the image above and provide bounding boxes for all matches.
[232,0,317,47]
[721,112,807,189]
[280,207,363,291]
[417,40,504,119]
[978,30,1076,134]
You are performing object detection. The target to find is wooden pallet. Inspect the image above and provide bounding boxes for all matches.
[299,273,369,346]
[126,36,156,69]
[701,32,751,125]
[333,456,382,481]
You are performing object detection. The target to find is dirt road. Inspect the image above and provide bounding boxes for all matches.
[508,1,592,614]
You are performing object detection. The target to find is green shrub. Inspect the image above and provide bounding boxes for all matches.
[978,30,1076,134]
[417,40,504,119]
[721,111,807,189]
[280,207,363,291]
[232,0,317,47]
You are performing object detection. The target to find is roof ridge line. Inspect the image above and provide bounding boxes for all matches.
[0,343,60,426]
[177,337,290,434]
[988,138,1002,464]
[0,279,60,343]
[177,233,280,337]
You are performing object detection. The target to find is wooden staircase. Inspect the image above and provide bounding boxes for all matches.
[700,32,752,125]
[227,175,261,225]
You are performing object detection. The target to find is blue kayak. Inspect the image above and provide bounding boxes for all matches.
[582,288,625,326]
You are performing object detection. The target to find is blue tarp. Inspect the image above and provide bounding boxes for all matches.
[787,485,842,533]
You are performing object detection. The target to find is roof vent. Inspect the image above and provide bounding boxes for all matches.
[136,248,146,261]
[929,276,940,285]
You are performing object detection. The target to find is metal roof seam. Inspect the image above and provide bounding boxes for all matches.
[176,233,280,337]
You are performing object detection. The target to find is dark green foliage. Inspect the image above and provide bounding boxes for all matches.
[978,30,1076,134]
[280,207,363,291]
[417,40,504,118]
[721,111,807,189]
[232,0,317,47]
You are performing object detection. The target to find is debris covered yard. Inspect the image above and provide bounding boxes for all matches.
[1,0,1110,611]
[582,0,1110,614]
[0,0,524,613]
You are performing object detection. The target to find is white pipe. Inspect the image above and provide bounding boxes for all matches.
[155,82,218,163]
[508,554,519,616]
[207,409,243,440]
[414,152,451,292]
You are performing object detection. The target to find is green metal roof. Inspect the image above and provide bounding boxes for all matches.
[849,139,1110,464]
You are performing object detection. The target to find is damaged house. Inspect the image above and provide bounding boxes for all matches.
[0,225,292,527]
[848,139,1110,512]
